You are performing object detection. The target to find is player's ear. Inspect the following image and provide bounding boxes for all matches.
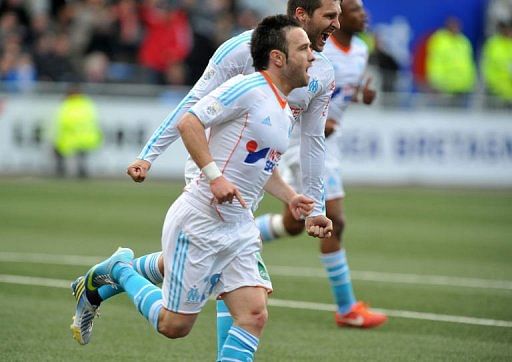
[295,7,308,22]
[270,49,284,67]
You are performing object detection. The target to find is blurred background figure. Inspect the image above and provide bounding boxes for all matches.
[425,17,477,105]
[138,0,192,84]
[481,20,512,107]
[52,84,102,178]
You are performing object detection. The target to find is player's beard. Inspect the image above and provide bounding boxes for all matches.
[284,62,310,90]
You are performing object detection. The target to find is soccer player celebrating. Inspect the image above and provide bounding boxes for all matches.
[256,0,387,328]
[70,0,342,351]
[71,16,317,361]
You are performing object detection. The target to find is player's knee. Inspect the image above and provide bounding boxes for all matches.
[237,306,268,333]
[157,319,192,339]
[326,211,345,240]
[284,219,305,236]
[332,214,345,238]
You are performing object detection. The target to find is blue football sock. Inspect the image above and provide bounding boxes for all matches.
[220,326,259,362]
[133,251,164,284]
[112,263,163,330]
[97,251,163,302]
[320,249,356,314]
[216,300,233,362]
[255,214,275,242]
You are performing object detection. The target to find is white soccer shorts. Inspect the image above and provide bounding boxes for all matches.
[160,193,272,314]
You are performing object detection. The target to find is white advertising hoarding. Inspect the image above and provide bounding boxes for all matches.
[1,94,511,187]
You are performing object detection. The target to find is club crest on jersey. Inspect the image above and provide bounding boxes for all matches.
[185,285,202,304]
[308,78,319,93]
[243,140,281,174]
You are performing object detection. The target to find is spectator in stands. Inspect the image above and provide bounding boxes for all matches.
[138,0,192,83]
[482,20,512,105]
[426,17,477,97]
[52,84,103,178]
[68,0,113,57]
[0,50,36,92]
[112,0,143,63]
[34,32,77,82]
[0,0,31,39]
[83,51,110,83]
[0,10,24,46]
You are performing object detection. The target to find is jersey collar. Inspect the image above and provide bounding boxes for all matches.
[330,36,351,53]
[260,71,288,109]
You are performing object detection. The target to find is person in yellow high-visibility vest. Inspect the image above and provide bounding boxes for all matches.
[426,17,477,95]
[53,85,102,178]
[482,21,512,103]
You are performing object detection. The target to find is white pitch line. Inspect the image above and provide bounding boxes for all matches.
[269,266,512,291]
[0,252,102,266]
[267,299,512,328]
[1,274,511,328]
[1,252,512,291]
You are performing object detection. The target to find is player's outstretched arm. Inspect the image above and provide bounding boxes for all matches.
[264,169,314,219]
[127,159,151,183]
[178,112,246,207]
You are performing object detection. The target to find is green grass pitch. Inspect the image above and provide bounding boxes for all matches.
[0,178,511,361]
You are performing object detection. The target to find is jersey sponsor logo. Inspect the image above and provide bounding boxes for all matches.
[243,140,282,173]
[261,116,272,126]
[332,86,342,99]
[205,101,222,116]
[308,78,319,93]
[290,106,304,121]
[263,149,282,173]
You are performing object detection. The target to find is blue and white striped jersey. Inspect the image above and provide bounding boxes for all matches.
[322,35,369,169]
[185,72,294,221]
[324,35,369,128]
[138,29,335,217]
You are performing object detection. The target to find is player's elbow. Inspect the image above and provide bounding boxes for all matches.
[177,113,204,137]
[176,115,190,136]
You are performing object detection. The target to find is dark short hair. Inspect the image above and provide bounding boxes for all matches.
[287,0,322,17]
[287,0,341,17]
[251,15,301,71]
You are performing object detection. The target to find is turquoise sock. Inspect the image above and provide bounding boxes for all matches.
[220,326,259,362]
[255,214,275,242]
[216,300,233,362]
[98,251,163,301]
[320,249,356,314]
[112,263,162,330]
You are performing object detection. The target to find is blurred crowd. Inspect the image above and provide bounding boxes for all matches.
[0,0,274,90]
[1,0,511,105]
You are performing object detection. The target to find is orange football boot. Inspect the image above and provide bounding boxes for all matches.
[335,301,387,328]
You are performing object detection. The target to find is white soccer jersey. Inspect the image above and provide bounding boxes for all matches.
[324,35,369,128]
[137,29,334,217]
[323,35,369,199]
[185,72,294,222]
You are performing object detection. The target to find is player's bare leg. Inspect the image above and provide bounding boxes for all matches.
[219,287,268,361]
